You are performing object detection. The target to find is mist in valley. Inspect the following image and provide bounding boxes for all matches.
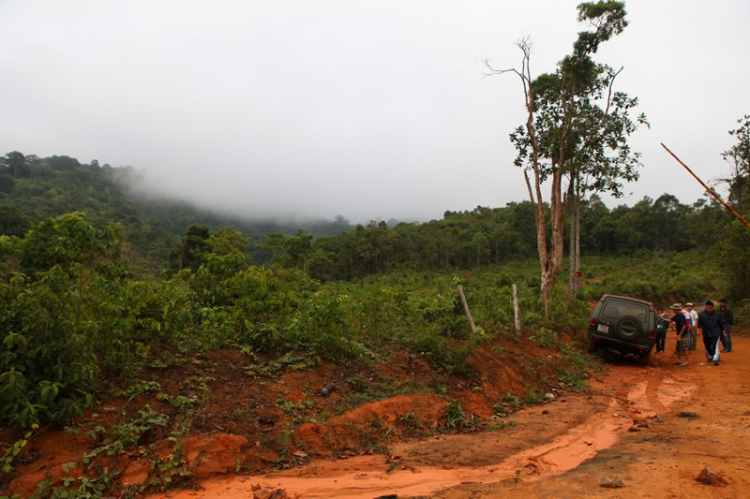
[1,0,749,224]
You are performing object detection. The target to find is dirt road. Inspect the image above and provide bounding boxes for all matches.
[162,335,750,498]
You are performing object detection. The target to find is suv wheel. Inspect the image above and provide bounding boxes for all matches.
[639,349,652,364]
[588,340,598,354]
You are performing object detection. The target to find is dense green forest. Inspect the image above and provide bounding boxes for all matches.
[0,152,353,267]
[0,150,737,280]
[301,195,732,281]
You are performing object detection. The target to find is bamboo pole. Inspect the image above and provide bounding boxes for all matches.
[661,143,750,229]
[456,285,477,335]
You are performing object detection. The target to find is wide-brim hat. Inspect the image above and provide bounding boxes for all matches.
[669,303,682,310]
[685,302,694,307]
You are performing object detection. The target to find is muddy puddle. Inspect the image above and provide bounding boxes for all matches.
[159,376,696,499]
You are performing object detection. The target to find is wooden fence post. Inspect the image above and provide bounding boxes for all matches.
[512,283,521,333]
[456,284,476,334]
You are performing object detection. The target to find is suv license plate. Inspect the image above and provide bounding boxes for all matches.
[597,324,609,333]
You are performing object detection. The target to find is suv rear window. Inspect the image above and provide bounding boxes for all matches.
[601,298,648,323]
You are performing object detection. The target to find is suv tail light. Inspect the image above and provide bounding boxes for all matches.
[649,329,656,339]
[589,317,597,327]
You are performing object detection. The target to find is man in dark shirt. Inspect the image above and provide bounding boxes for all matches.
[654,307,669,353]
[670,303,690,366]
[719,299,733,353]
[698,300,725,366]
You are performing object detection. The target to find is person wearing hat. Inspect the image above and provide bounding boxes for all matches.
[686,303,699,351]
[654,307,669,353]
[670,303,690,366]
[697,300,724,366]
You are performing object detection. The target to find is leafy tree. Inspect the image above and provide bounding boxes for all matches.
[210,227,249,256]
[485,1,644,316]
[650,194,690,251]
[27,157,52,179]
[45,155,82,171]
[263,232,287,262]
[471,231,490,267]
[20,212,121,274]
[0,172,13,193]
[169,224,211,271]
[0,206,29,237]
[0,235,20,279]
[4,151,28,179]
[719,114,750,215]
[689,197,732,249]
[719,221,750,300]
[285,230,314,275]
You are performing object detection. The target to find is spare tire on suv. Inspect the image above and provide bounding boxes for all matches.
[614,315,644,341]
[588,294,656,360]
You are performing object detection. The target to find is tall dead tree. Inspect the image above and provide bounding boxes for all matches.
[486,1,645,318]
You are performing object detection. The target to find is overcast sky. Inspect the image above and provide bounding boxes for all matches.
[1,0,748,222]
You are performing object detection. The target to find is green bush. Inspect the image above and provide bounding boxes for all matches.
[20,212,121,275]
[0,269,98,428]
[719,221,750,301]
[733,299,750,327]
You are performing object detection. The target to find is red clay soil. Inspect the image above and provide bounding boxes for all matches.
[7,330,748,499]
[155,334,750,499]
[435,335,750,498]
[0,331,575,497]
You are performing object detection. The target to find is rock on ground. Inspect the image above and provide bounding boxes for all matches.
[696,466,728,486]
[600,476,626,488]
[182,433,250,477]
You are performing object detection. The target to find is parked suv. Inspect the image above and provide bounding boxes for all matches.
[588,294,656,359]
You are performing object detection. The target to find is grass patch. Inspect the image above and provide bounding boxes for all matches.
[556,343,602,391]
[523,388,545,406]
[444,399,466,428]
[487,419,517,431]
[345,373,431,406]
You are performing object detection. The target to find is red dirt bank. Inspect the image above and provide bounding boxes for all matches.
[0,332,577,497]
[157,336,750,499]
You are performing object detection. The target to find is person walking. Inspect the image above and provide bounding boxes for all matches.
[654,307,669,353]
[670,303,690,366]
[686,303,699,351]
[698,300,724,366]
[719,299,733,353]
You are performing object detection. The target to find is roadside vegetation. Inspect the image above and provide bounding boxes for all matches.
[0,210,611,497]
[0,211,596,431]
[0,2,748,494]
[0,170,747,497]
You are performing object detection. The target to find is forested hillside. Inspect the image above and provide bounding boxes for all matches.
[0,152,353,265]
[0,150,736,280]
[287,194,733,281]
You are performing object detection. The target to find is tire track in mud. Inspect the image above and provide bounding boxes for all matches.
[158,363,698,499]
[646,371,667,413]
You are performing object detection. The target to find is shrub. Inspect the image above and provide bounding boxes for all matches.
[733,299,750,327]
[719,221,750,301]
[0,269,98,428]
[20,212,121,275]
